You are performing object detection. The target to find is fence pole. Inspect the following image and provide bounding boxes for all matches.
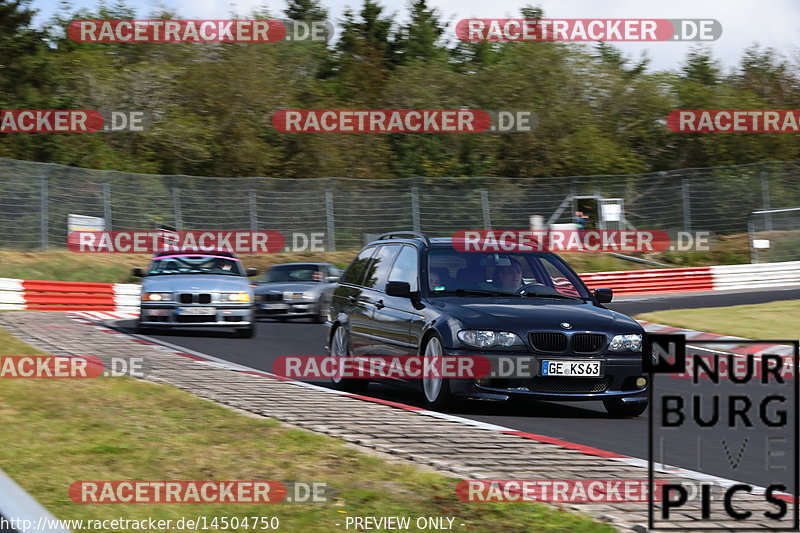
[682,176,692,232]
[102,182,112,231]
[40,173,48,251]
[249,190,258,231]
[480,189,492,230]
[172,188,182,231]
[761,171,772,231]
[411,186,420,232]
[325,187,336,252]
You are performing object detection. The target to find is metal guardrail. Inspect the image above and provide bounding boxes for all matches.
[0,468,70,533]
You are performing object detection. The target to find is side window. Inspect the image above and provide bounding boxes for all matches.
[539,257,583,297]
[340,247,376,286]
[362,245,401,290]
[388,246,419,292]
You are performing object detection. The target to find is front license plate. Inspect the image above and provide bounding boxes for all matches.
[176,307,216,316]
[541,360,602,377]
[261,303,289,310]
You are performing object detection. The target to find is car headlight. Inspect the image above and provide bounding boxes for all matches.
[221,292,251,302]
[457,330,524,348]
[142,292,172,302]
[609,334,643,352]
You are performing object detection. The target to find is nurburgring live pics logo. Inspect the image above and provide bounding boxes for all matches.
[667,110,800,133]
[456,19,722,42]
[645,334,799,529]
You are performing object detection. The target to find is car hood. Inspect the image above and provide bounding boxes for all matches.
[430,297,642,333]
[254,282,327,294]
[142,274,252,292]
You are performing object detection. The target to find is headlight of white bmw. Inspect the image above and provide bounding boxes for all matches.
[609,334,643,352]
[142,292,172,302]
[220,292,251,302]
[457,330,524,348]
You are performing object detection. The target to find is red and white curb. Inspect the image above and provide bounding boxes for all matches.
[64,311,794,503]
[639,320,796,356]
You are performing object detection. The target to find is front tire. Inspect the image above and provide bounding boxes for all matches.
[421,336,454,410]
[236,324,255,338]
[603,398,648,417]
[330,325,368,393]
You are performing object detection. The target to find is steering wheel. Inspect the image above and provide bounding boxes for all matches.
[516,282,558,296]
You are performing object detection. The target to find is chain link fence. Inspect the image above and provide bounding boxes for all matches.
[749,207,800,263]
[1,157,798,253]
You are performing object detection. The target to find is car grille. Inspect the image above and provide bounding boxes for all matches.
[529,332,568,353]
[571,333,607,354]
[178,293,212,304]
[260,292,283,302]
[527,376,611,394]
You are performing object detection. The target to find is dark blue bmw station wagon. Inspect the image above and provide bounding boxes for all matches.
[326,232,648,417]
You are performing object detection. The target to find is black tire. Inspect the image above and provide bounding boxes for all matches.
[135,321,153,335]
[421,335,454,410]
[329,325,368,393]
[603,398,648,417]
[236,324,255,338]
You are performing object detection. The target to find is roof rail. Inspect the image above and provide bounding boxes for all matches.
[377,231,431,246]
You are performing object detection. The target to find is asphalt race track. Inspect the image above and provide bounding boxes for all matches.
[116,287,800,492]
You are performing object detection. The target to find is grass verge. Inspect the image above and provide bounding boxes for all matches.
[636,300,800,340]
[0,327,612,532]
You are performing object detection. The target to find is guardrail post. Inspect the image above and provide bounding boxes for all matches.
[411,186,420,232]
[249,189,258,231]
[172,188,182,231]
[40,173,48,251]
[480,189,492,230]
[761,171,772,231]
[103,182,112,231]
[681,176,692,232]
[325,187,336,252]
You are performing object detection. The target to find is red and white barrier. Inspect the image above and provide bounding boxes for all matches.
[0,260,797,312]
[0,278,140,313]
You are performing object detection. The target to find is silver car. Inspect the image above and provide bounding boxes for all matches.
[132,252,258,338]
[253,262,340,323]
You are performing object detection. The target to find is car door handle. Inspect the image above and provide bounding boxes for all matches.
[374,299,385,309]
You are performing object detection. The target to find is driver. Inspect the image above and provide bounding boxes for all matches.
[494,261,523,292]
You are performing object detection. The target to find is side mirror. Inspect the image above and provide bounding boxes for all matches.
[246,268,259,277]
[325,276,340,283]
[132,268,144,278]
[594,288,613,304]
[385,281,413,298]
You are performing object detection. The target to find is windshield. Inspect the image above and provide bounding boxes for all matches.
[426,249,589,299]
[261,264,331,283]
[146,254,244,277]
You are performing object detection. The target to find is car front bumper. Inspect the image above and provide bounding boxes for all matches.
[442,349,647,401]
[140,304,254,327]
[256,301,317,317]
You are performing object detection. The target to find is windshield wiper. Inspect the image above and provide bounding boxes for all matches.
[521,291,583,300]
[438,288,522,297]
